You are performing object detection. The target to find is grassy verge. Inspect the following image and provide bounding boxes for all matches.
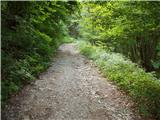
[77,40,160,119]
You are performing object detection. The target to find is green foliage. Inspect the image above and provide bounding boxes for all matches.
[1,1,79,105]
[77,40,160,119]
[62,36,76,43]
[79,1,160,73]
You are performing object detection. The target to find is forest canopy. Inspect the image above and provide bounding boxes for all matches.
[79,1,160,74]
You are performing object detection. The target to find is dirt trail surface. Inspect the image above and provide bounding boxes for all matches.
[2,43,142,120]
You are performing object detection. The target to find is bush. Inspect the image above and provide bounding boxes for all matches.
[1,1,79,108]
[77,40,160,119]
[1,26,63,106]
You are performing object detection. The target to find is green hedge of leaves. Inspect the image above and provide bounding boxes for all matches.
[1,1,78,106]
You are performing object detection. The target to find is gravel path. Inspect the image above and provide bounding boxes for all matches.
[2,43,142,120]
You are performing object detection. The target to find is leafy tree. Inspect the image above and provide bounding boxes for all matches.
[79,1,160,73]
[1,1,79,105]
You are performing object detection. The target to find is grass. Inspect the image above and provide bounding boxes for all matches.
[77,40,160,119]
[62,36,75,43]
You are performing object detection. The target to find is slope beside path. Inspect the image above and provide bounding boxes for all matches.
[2,43,142,120]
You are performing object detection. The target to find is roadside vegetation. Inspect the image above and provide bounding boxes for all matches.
[77,41,160,119]
[1,1,78,105]
[77,1,160,119]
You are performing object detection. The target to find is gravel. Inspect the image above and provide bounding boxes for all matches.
[2,43,142,120]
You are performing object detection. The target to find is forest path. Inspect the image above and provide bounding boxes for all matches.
[2,43,141,120]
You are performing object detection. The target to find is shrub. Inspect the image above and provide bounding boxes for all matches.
[1,1,79,108]
[77,40,160,119]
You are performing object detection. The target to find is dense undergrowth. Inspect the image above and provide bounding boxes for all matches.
[77,40,160,119]
[1,1,78,106]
